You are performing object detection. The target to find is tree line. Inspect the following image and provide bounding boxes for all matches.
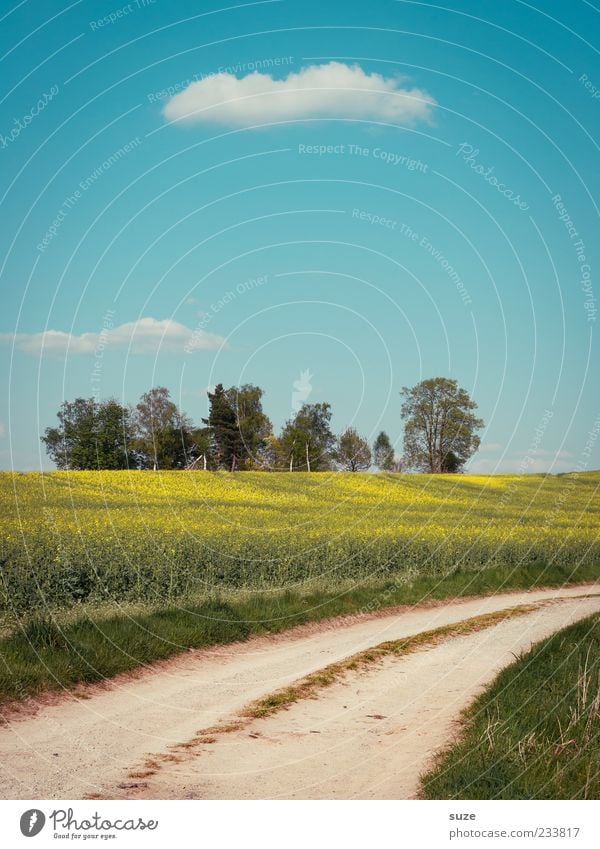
[42,377,483,474]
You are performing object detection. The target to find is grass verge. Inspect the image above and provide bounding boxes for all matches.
[0,561,597,712]
[420,613,600,799]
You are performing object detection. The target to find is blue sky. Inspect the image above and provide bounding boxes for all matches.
[0,0,598,472]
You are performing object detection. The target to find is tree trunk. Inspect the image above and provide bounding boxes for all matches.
[289,452,294,472]
[305,442,311,472]
[231,453,236,472]
[202,453,207,471]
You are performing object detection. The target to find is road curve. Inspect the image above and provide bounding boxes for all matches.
[0,585,597,799]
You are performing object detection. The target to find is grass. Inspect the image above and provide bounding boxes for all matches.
[420,613,600,799]
[0,560,597,711]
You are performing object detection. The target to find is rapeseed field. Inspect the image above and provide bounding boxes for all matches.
[1,471,598,615]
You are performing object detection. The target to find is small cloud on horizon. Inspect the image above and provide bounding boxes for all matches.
[477,441,504,453]
[163,61,436,127]
[467,448,574,475]
[0,317,226,355]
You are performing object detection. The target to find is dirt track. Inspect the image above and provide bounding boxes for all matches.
[0,585,598,800]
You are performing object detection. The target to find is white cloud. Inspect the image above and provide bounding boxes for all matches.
[466,457,500,474]
[525,458,571,473]
[530,449,573,460]
[477,442,504,453]
[467,449,575,475]
[0,317,226,355]
[163,62,436,127]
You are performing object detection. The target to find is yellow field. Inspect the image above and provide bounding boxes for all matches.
[1,470,598,614]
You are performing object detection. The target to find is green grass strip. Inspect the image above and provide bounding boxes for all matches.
[421,613,600,799]
[0,561,597,713]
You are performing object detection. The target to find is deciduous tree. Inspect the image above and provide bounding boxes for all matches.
[225,384,273,469]
[336,427,372,471]
[279,402,335,471]
[400,377,483,473]
[135,387,193,470]
[41,398,134,470]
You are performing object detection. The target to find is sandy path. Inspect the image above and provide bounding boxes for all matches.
[0,585,597,799]
[124,595,599,800]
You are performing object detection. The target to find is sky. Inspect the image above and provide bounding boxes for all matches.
[0,0,598,472]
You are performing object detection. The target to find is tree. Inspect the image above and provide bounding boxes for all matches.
[441,450,461,473]
[373,431,395,471]
[279,402,335,471]
[95,400,137,469]
[335,427,372,471]
[400,377,483,473]
[225,384,273,469]
[203,383,244,471]
[260,433,285,471]
[135,387,193,470]
[41,398,134,470]
[186,426,212,470]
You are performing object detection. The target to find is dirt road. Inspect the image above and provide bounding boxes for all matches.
[0,585,597,799]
